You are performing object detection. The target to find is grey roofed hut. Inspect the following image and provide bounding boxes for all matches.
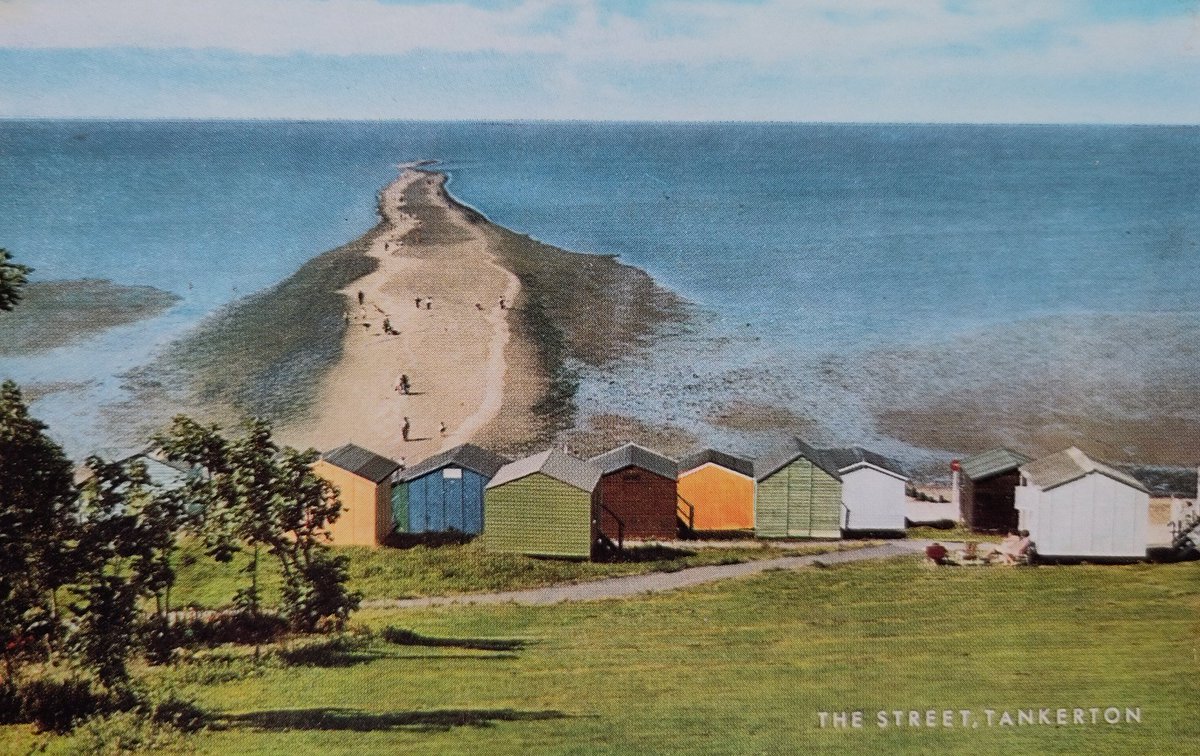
[960,448,1032,533]
[484,449,605,559]
[820,447,909,533]
[394,443,510,535]
[754,437,843,538]
[1015,447,1150,559]
[589,443,680,540]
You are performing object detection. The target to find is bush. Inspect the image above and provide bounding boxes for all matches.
[73,710,188,754]
[168,610,289,648]
[18,677,111,733]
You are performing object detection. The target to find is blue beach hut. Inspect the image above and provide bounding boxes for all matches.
[393,444,510,535]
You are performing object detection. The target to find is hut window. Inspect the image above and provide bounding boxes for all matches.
[443,468,463,479]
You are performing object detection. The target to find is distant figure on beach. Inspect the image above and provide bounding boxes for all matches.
[384,242,389,252]
[343,310,350,325]
[357,290,364,306]
[425,298,433,310]
[382,317,393,334]
[397,456,406,471]
[439,421,447,438]
[415,297,422,309]
[499,297,507,310]
[402,417,411,442]
[475,303,483,311]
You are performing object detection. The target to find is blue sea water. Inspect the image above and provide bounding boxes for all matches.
[1,121,1198,460]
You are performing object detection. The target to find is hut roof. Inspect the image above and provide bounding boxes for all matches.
[960,448,1031,480]
[677,448,755,478]
[1020,447,1149,494]
[590,443,678,479]
[321,443,401,484]
[754,437,842,482]
[399,444,510,482]
[820,447,909,479]
[487,448,602,493]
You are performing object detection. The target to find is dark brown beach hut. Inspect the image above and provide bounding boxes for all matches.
[959,448,1032,533]
[589,443,680,541]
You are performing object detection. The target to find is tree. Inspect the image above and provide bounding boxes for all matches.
[73,455,190,683]
[154,415,359,631]
[0,380,82,684]
[0,248,32,312]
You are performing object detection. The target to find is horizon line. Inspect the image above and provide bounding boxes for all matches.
[1,116,1197,128]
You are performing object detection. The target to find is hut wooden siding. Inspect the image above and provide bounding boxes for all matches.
[754,440,842,539]
[596,468,677,540]
[313,458,395,547]
[960,449,1031,533]
[821,448,908,533]
[1014,447,1150,559]
[676,451,756,531]
[484,473,595,559]
[591,445,680,541]
[314,444,400,546]
[839,466,907,532]
[392,444,508,536]
[400,467,489,534]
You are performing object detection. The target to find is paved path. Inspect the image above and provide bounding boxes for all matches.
[364,541,933,610]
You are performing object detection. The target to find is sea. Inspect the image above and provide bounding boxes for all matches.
[2,121,1198,466]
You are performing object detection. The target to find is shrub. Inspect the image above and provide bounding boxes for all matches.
[73,710,188,754]
[168,610,288,648]
[18,677,111,733]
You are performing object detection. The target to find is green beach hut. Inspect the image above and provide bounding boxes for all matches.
[754,437,843,538]
[484,448,604,559]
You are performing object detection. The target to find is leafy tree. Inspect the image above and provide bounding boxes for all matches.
[155,415,359,631]
[0,380,81,683]
[0,248,32,312]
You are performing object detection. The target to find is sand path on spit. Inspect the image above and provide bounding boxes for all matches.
[279,169,520,465]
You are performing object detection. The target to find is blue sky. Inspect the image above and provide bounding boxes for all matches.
[0,0,1196,122]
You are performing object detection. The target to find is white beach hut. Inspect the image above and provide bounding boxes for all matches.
[821,447,909,533]
[1014,447,1150,559]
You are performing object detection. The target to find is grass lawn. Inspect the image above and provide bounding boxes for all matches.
[168,539,849,609]
[9,554,1195,754]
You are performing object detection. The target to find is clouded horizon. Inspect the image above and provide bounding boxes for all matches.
[0,0,1197,123]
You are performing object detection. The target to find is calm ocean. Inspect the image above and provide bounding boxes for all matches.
[2,121,1198,461]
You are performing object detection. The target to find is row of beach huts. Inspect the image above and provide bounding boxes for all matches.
[303,438,1192,561]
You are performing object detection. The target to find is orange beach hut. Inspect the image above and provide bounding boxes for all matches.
[313,443,402,547]
[676,448,756,531]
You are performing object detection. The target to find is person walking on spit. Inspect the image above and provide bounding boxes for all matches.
[425,298,433,310]
[415,297,422,309]
[400,374,410,394]
[499,297,507,310]
[402,416,411,442]
[438,421,447,438]
[357,290,365,306]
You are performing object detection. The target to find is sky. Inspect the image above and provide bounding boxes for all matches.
[0,0,1197,122]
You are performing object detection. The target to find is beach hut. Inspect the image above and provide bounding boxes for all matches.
[754,438,843,539]
[484,448,604,559]
[313,443,401,547]
[590,443,680,541]
[821,447,909,533]
[1014,447,1150,560]
[676,448,756,531]
[393,444,509,536]
[959,448,1032,533]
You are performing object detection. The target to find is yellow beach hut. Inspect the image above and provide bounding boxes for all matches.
[676,448,756,532]
[313,443,402,547]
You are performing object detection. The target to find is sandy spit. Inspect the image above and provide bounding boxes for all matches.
[276,170,524,463]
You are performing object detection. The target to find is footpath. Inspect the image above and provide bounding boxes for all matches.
[363,540,934,610]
